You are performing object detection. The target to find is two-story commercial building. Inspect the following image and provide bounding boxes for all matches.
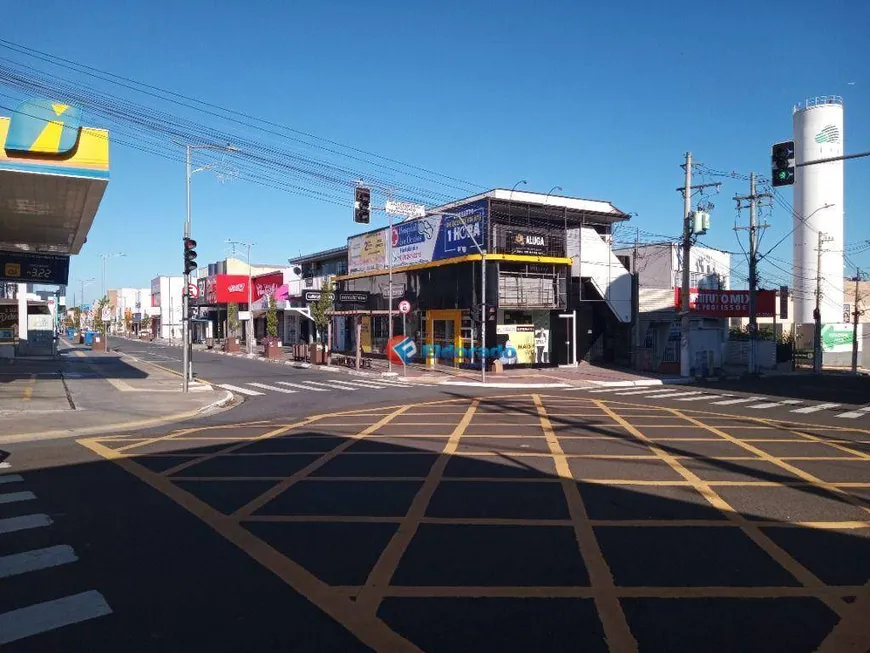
[332,189,633,368]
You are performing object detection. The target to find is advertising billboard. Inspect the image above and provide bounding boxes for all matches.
[821,323,862,353]
[348,230,387,274]
[347,200,488,274]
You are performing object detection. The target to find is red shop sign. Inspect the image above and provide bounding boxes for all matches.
[211,274,249,303]
[674,288,776,317]
[252,272,284,302]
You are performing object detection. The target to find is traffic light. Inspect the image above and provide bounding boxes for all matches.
[183,237,197,275]
[354,186,371,224]
[771,141,795,187]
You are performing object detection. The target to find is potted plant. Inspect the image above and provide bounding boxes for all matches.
[224,303,241,352]
[309,278,334,364]
[263,294,282,359]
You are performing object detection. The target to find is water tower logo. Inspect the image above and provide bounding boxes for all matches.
[814,124,840,144]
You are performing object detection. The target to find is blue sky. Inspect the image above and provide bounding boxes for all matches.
[4,0,869,304]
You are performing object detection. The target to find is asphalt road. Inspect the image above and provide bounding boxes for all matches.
[1,347,868,652]
[107,337,490,423]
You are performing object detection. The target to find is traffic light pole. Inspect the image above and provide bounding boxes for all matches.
[182,146,191,393]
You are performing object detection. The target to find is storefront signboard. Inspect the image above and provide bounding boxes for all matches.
[336,291,370,304]
[506,231,548,256]
[205,275,250,304]
[151,277,161,307]
[674,288,776,317]
[253,272,285,302]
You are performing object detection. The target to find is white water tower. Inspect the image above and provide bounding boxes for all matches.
[792,96,844,324]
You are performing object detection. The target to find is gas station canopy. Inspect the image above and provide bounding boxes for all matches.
[0,99,109,256]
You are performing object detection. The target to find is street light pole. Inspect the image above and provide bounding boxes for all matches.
[99,253,125,303]
[181,142,237,393]
[227,240,255,354]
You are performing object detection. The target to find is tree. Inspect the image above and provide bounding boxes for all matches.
[227,303,239,339]
[310,278,334,343]
[73,307,81,329]
[141,314,152,333]
[93,296,110,335]
[266,293,279,342]
[124,311,132,334]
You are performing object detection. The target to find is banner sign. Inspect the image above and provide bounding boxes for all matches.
[674,288,776,317]
[347,200,488,274]
[348,230,387,274]
[821,323,862,353]
[0,251,70,285]
[304,291,322,302]
[506,231,548,255]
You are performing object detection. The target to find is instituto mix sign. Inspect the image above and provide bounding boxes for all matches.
[674,288,776,317]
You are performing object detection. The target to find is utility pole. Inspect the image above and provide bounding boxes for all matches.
[676,153,721,378]
[633,227,641,369]
[813,231,833,374]
[852,269,863,374]
[734,173,771,374]
[679,153,692,379]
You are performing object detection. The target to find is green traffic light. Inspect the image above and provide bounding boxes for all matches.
[777,170,787,180]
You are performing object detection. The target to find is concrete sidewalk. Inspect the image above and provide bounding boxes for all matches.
[0,341,233,444]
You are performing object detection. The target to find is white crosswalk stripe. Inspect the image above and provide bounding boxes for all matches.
[217,384,265,396]
[747,400,803,409]
[328,379,391,389]
[710,396,766,405]
[613,388,674,396]
[791,403,842,414]
[835,405,870,419]
[0,477,113,644]
[274,381,330,392]
[301,380,357,391]
[248,382,298,394]
[0,545,78,579]
[675,394,731,402]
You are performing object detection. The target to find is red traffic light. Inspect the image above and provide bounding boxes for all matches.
[184,237,197,250]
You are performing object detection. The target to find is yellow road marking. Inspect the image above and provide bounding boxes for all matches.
[355,399,480,615]
[232,405,413,519]
[77,437,421,652]
[671,410,870,517]
[596,400,850,618]
[346,585,866,599]
[536,394,638,652]
[160,421,316,476]
[814,580,870,653]
[786,428,870,460]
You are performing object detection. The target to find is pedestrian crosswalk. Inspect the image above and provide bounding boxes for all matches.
[0,473,113,646]
[571,385,870,420]
[218,375,425,398]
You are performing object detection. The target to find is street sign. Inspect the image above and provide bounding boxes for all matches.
[385,200,426,218]
[188,283,199,299]
[0,251,70,285]
[398,300,411,314]
[101,308,111,321]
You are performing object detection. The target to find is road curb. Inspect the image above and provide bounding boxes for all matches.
[0,391,236,445]
[587,378,694,388]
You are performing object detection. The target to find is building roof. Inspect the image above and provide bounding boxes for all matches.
[431,188,630,221]
[288,245,348,265]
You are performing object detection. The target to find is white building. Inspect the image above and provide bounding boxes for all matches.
[149,276,184,341]
[109,287,155,334]
[615,242,731,375]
